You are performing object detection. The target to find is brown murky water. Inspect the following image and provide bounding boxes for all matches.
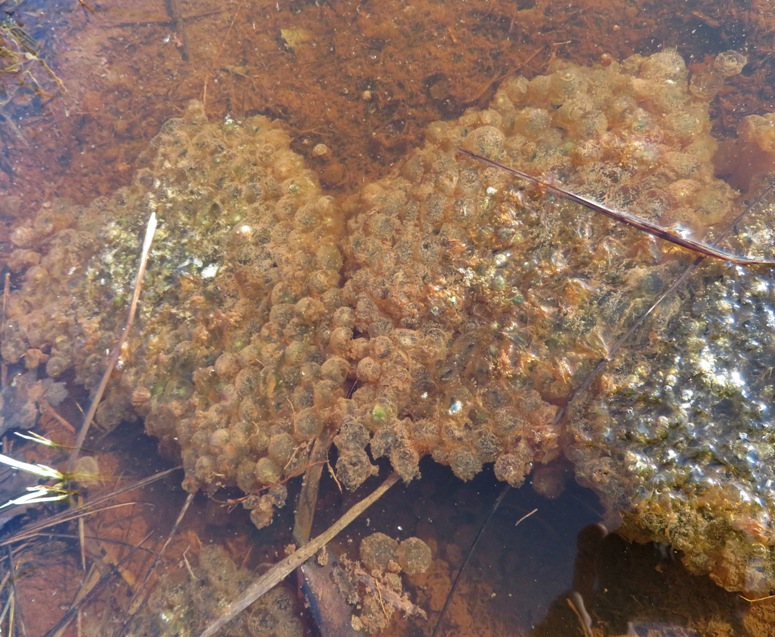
[1,1,775,636]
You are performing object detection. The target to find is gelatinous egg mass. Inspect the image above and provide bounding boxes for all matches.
[3,49,774,594]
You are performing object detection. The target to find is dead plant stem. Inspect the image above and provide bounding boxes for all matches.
[198,472,400,637]
[68,212,157,472]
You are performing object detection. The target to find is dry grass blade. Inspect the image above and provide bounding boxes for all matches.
[4,546,25,636]
[198,472,400,637]
[0,589,13,637]
[0,571,12,629]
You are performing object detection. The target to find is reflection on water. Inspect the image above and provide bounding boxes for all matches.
[1,1,775,635]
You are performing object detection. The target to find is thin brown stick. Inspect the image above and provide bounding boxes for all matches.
[292,429,334,545]
[42,531,155,637]
[68,213,157,472]
[116,492,195,637]
[1,272,9,388]
[514,507,538,527]
[459,149,775,266]
[40,403,76,434]
[198,472,400,637]
[201,3,243,109]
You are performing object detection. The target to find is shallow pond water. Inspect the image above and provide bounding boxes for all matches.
[1,1,775,636]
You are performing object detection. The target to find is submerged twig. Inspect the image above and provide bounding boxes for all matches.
[2,272,10,388]
[42,531,155,637]
[68,213,157,471]
[431,484,511,637]
[165,0,190,61]
[292,428,334,545]
[198,472,400,637]
[115,492,195,637]
[459,149,775,266]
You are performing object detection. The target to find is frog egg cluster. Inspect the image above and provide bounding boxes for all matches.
[359,532,432,576]
[336,49,738,496]
[568,194,775,594]
[344,533,432,632]
[3,49,771,595]
[2,101,350,525]
[124,544,302,636]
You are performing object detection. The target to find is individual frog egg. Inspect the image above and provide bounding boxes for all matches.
[513,108,553,139]
[268,432,297,466]
[640,49,687,82]
[447,447,483,481]
[740,113,775,153]
[462,125,505,157]
[396,537,432,576]
[694,182,734,225]
[360,532,399,572]
[293,406,323,439]
[45,355,70,378]
[313,379,341,409]
[307,268,340,294]
[315,243,343,271]
[236,459,258,493]
[525,73,552,104]
[293,297,326,327]
[271,148,305,181]
[689,70,723,101]
[234,366,260,397]
[24,265,50,287]
[214,352,241,378]
[209,428,231,453]
[195,455,217,483]
[390,441,421,482]
[493,447,533,487]
[547,67,589,107]
[664,110,706,144]
[714,50,747,77]
[356,356,382,384]
[501,75,529,106]
[321,356,350,384]
[254,457,282,485]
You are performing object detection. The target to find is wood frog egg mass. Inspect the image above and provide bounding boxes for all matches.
[3,50,775,594]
